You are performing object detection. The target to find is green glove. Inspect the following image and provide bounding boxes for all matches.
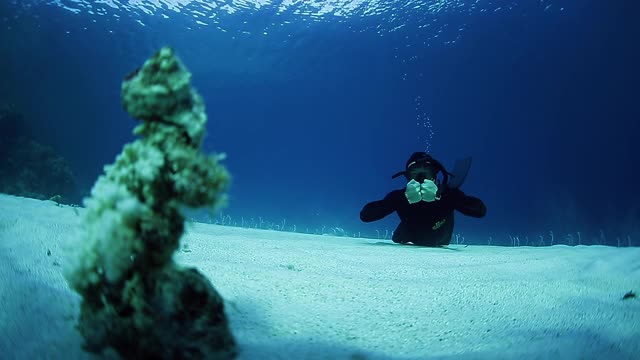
[405,179,422,204]
[420,179,440,202]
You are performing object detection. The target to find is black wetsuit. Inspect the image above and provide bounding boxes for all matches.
[360,187,486,246]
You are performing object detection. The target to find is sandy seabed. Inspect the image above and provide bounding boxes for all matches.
[1,193,639,359]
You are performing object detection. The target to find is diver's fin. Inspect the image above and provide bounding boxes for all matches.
[447,157,472,189]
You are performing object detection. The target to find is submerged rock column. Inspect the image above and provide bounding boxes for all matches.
[64,47,236,359]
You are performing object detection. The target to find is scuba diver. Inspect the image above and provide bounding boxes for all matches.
[360,152,486,247]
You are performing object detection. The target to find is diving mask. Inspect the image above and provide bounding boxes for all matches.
[406,160,437,183]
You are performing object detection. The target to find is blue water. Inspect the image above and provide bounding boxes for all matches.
[0,0,637,245]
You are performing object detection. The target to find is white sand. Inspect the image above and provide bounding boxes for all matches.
[1,193,639,359]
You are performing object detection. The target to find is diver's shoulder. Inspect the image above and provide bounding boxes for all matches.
[384,189,405,199]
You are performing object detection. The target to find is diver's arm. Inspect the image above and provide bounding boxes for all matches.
[445,188,487,218]
[360,191,399,222]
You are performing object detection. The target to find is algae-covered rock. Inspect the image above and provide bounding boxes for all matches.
[65,47,236,359]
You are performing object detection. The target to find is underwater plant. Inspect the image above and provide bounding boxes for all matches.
[64,47,236,359]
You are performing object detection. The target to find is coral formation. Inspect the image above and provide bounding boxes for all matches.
[64,47,236,359]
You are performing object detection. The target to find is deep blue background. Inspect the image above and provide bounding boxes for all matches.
[1,0,638,245]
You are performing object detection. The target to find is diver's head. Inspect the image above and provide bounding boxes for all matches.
[404,152,438,183]
[391,151,449,186]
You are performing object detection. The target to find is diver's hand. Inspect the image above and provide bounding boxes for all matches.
[405,179,422,204]
[420,180,440,202]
